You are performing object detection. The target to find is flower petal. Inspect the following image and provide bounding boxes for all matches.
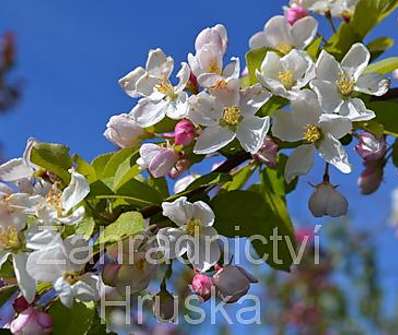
[310,79,343,114]
[319,114,352,140]
[13,253,36,304]
[157,227,187,259]
[290,16,318,49]
[236,116,270,154]
[0,158,33,182]
[192,201,215,227]
[285,144,315,183]
[146,48,174,78]
[118,66,146,98]
[187,229,220,272]
[315,50,341,82]
[249,31,268,49]
[341,43,370,81]
[318,134,352,174]
[130,97,167,127]
[339,98,375,122]
[355,73,390,96]
[263,16,292,49]
[194,126,236,155]
[61,170,90,213]
[162,197,193,226]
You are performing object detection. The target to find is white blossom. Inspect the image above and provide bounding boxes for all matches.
[104,113,145,148]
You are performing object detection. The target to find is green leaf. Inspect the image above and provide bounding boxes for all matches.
[74,154,97,183]
[368,101,398,136]
[97,211,145,245]
[48,301,96,335]
[306,36,323,60]
[75,217,96,239]
[258,96,288,117]
[113,164,141,191]
[211,189,294,271]
[186,172,232,192]
[326,0,398,59]
[30,142,72,184]
[102,148,137,179]
[223,164,256,191]
[245,48,271,85]
[0,257,15,279]
[365,57,398,74]
[367,37,395,60]
[148,177,169,198]
[354,120,385,137]
[91,153,114,179]
[116,179,163,206]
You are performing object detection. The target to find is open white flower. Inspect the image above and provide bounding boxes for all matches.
[310,0,359,18]
[256,49,314,99]
[130,62,190,127]
[272,90,352,182]
[188,24,228,78]
[249,15,318,53]
[119,48,174,98]
[36,169,90,225]
[310,43,390,121]
[157,197,220,271]
[27,235,99,308]
[189,83,271,155]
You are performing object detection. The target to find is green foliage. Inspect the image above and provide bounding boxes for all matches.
[368,101,398,136]
[326,0,398,59]
[245,47,271,85]
[211,188,295,272]
[48,301,96,335]
[97,211,145,245]
[74,154,97,183]
[368,37,395,60]
[307,36,323,60]
[30,142,72,184]
[365,57,398,74]
[223,164,256,191]
[75,217,96,239]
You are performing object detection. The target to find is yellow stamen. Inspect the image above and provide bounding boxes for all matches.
[155,81,177,100]
[207,61,221,74]
[0,226,23,251]
[186,218,202,237]
[336,72,355,97]
[222,106,241,127]
[278,70,295,90]
[212,79,228,90]
[303,124,322,143]
[63,272,80,285]
[46,184,63,217]
[275,42,293,55]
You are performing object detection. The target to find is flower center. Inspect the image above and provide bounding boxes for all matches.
[46,184,63,216]
[186,218,202,237]
[155,81,177,100]
[222,106,241,127]
[63,272,80,285]
[336,72,355,97]
[275,42,293,55]
[212,79,228,90]
[303,124,322,143]
[207,60,221,74]
[278,70,295,90]
[0,226,23,252]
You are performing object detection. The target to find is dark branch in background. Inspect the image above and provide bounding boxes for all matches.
[140,151,252,219]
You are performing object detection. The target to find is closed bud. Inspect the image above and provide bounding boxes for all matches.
[284,4,309,25]
[104,113,145,148]
[309,182,348,218]
[253,136,278,168]
[355,132,386,161]
[195,24,227,54]
[213,265,257,303]
[10,307,53,335]
[358,163,383,195]
[190,272,214,302]
[174,119,196,146]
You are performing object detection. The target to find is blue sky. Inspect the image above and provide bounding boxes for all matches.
[1,0,398,330]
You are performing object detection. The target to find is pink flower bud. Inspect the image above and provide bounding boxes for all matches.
[190,273,214,301]
[253,136,278,168]
[355,132,386,161]
[104,113,145,148]
[284,5,309,25]
[174,119,196,146]
[295,228,314,244]
[308,182,348,218]
[358,163,383,195]
[10,307,53,335]
[213,265,257,303]
[195,24,228,54]
[137,143,179,178]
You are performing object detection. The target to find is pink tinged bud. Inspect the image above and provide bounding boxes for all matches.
[190,273,214,302]
[195,24,228,54]
[358,163,383,195]
[10,307,53,335]
[253,136,278,168]
[355,132,387,161]
[213,265,257,303]
[174,119,196,146]
[104,113,145,148]
[284,5,309,25]
[308,182,348,218]
[138,144,179,178]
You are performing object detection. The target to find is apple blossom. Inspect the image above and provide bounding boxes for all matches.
[249,15,318,53]
[137,143,179,178]
[189,83,271,155]
[308,181,348,217]
[272,90,352,182]
[26,235,100,308]
[10,306,53,335]
[119,48,173,98]
[310,43,390,121]
[190,272,214,301]
[256,49,314,99]
[310,0,359,18]
[253,136,279,168]
[173,174,200,193]
[173,119,196,146]
[212,265,258,303]
[157,197,220,271]
[130,62,190,127]
[104,113,146,148]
